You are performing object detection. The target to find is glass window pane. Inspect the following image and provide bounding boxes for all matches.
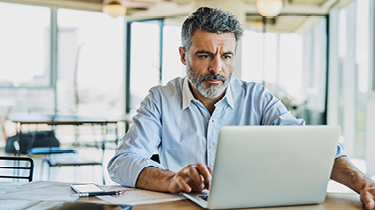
[57,9,124,116]
[279,33,303,99]
[354,0,369,159]
[129,21,160,111]
[242,16,327,124]
[241,30,263,83]
[264,33,278,83]
[162,25,185,84]
[356,0,369,93]
[338,9,347,59]
[0,3,50,87]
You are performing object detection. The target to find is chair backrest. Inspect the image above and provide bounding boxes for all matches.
[0,156,34,182]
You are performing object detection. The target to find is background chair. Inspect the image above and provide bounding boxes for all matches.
[0,156,34,182]
[41,149,105,184]
[39,129,107,184]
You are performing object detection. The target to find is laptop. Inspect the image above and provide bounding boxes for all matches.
[183,125,340,209]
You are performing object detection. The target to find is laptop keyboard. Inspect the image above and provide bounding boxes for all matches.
[199,195,208,201]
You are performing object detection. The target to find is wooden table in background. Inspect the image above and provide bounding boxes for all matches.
[7,113,133,147]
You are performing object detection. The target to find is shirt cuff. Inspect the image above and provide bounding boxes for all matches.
[335,142,347,158]
[108,153,164,187]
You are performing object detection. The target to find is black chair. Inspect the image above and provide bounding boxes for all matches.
[0,156,34,182]
[151,154,160,163]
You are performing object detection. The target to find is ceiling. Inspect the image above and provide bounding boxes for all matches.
[1,0,355,33]
[2,0,354,15]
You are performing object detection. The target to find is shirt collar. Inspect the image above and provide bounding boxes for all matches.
[182,77,234,110]
[182,77,195,110]
[225,82,234,109]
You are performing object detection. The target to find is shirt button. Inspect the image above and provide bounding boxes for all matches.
[207,120,209,123]
[210,145,215,149]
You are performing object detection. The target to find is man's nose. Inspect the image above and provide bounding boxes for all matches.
[209,56,222,74]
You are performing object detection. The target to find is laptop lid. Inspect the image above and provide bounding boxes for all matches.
[197,125,340,209]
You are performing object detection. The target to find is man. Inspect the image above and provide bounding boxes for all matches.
[108,7,375,209]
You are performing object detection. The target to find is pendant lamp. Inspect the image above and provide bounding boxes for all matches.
[256,0,283,17]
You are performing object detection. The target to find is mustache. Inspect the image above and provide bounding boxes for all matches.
[199,74,226,83]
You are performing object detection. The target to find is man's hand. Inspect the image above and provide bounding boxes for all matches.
[135,164,212,194]
[167,164,212,193]
[331,156,375,209]
[359,182,375,209]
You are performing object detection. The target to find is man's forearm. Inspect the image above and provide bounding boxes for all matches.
[136,167,175,192]
[331,156,373,193]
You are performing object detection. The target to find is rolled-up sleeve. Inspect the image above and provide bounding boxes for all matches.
[107,88,164,187]
[256,85,305,126]
[335,142,347,158]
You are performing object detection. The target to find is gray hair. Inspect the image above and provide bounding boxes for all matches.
[181,7,244,51]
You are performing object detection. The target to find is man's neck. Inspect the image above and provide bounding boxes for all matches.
[188,82,226,115]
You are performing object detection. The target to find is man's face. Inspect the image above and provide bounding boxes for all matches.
[179,30,236,99]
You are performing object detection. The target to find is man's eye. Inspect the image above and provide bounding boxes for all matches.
[199,55,210,58]
[223,55,232,59]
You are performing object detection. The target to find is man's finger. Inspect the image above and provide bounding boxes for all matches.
[207,167,213,174]
[194,164,212,189]
[186,166,205,190]
[365,198,375,210]
[361,192,375,210]
[175,174,192,192]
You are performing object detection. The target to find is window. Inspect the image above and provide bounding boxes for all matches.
[162,25,185,84]
[0,5,125,145]
[0,2,54,115]
[57,9,124,116]
[0,2,51,87]
[331,0,371,160]
[241,31,263,83]
[241,16,327,124]
[126,20,162,112]
[126,19,185,113]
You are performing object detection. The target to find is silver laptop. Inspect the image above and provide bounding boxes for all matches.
[183,125,340,209]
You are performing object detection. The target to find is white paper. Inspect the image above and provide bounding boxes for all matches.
[97,185,185,205]
[0,181,78,201]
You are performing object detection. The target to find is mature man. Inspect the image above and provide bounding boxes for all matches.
[108,7,375,209]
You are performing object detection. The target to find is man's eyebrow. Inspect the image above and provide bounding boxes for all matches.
[195,51,234,55]
[195,50,213,55]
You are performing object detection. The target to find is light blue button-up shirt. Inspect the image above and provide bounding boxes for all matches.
[108,77,346,187]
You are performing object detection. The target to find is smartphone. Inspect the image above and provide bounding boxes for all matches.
[70,184,104,193]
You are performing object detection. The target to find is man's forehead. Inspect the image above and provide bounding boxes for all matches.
[191,29,236,39]
[190,30,236,51]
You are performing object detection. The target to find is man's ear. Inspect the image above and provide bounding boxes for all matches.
[179,46,187,65]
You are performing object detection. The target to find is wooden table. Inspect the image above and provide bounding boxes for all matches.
[0,182,366,210]
[77,192,365,210]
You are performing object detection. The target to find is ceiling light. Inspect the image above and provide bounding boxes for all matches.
[102,1,126,18]
[256,0,283,17]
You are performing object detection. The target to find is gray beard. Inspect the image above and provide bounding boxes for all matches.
[186,65,231,99]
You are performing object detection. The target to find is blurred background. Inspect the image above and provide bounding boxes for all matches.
[0,0,374,187]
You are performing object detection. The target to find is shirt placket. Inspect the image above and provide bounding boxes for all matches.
[206,102,225,167]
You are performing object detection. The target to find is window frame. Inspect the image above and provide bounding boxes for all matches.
[125,19,164,114]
